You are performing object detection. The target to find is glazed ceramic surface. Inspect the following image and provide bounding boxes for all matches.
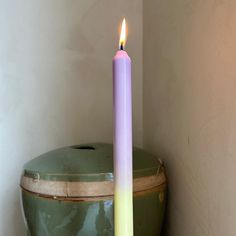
[21,143,166,236]
[22,187,166,236]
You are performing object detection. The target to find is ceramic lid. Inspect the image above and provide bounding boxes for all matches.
[22,143,162,182]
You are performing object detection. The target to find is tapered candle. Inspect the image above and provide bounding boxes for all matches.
[113,18,133,236]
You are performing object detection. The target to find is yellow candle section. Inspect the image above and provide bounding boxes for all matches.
[114,188,133,236]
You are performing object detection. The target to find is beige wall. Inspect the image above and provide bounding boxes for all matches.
[144,1,236,235]
[0,0,142,235]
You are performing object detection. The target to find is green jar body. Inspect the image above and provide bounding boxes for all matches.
[21,143,167,236]
[22,186,166,236]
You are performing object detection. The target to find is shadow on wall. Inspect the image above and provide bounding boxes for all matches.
[2,190,25,235]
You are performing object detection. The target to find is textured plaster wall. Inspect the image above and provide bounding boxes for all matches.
[144,1,236,235]
[0,0,142,235]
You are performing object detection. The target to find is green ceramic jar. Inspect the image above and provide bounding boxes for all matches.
[20,143,166,236]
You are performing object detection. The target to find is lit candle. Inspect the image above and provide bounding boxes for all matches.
[113,18,133,236]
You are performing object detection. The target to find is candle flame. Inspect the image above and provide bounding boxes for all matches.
[119,18,127,50]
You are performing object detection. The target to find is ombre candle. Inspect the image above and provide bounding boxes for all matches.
[113,18,133,236]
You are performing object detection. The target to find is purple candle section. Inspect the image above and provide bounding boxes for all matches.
[113,50,132,188]
[113,49,133,236]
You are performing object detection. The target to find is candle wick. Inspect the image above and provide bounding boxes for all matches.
[119,43,124,51]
